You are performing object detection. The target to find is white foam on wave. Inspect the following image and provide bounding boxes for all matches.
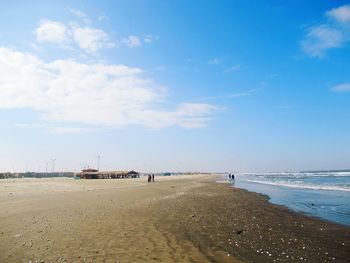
[240,172,350,178]
[243,179,350,192]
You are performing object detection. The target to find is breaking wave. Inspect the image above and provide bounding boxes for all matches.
[243,179,350,192]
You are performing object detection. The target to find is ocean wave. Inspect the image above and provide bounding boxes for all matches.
[243,179,350,192]
[240,172,350,178]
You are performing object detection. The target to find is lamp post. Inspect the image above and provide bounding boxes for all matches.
[51,158,56,173]
[45,161,49,176]
[97,155,100,171]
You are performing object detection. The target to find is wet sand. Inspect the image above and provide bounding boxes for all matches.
[0,175,349,262]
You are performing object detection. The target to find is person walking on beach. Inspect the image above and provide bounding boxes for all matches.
[231,173,235,184]
[152,174,155,182]
[148,174,151,182]
[228,173,231,180]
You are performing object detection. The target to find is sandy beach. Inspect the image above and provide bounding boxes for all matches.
[0,175,349,263]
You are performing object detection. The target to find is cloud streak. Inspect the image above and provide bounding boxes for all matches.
[331,83,350,92]
[209,58,220,65]
[223,64,241,73]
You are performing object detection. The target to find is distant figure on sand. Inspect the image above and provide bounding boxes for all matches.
[228,174,231,180]
[231,173,235,184]
[152,174,155,182]
[148,174,151,182]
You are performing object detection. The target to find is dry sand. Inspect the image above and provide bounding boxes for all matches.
[0,175,349,263]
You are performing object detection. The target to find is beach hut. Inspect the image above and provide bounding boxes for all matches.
[77,169,140,179]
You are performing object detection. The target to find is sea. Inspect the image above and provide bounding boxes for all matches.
[231,171,350,227]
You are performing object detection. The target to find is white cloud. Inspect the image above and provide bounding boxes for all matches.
[223,64,241,73]
[301,4,350,58]
[122,36,141,47]
[72,26,115,53]
[0,47,215,129]
[331,83,350,92]
[327,5,350,23]
[35,16,114,53]
[35,20,69,45]
[35,12,157,53]
[301,25,345,57]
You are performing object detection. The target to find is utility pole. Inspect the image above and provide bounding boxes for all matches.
[97,155,100,171]
[51,158,56,173]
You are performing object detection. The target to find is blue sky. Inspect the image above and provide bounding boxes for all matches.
[0,1,350,173]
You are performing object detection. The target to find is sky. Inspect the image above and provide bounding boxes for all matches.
[0,0,350,173]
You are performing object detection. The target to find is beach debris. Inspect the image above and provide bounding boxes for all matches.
[191,214,196,218]
[236,230,243,235]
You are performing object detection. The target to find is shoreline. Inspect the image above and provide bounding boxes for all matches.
[157,179,350,262]
[232,177,350,228]
[229,181,350,229]
[1,175,349,262]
